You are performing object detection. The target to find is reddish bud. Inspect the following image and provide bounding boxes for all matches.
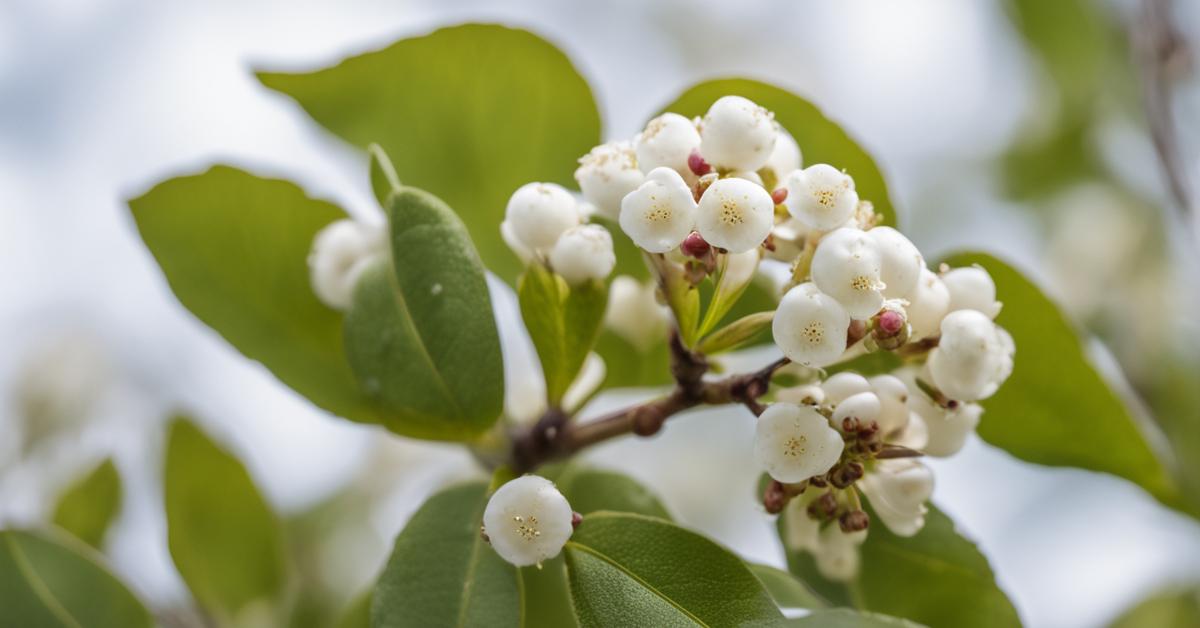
[688,150,712,176]
[680,231,711,258]
[839,510,870,532]
[771,187,788,205]
[571,512,584,529]
[763,481,788,514]
[877,309,904,336]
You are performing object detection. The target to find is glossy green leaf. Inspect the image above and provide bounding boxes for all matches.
[647,254,701,348]
[520,554,577,628]
[565,512,781,627]
[748,563,825,610]
[52,459,121,550]
[518,264,608,406]
[258,24,601,282]
[372,482,519,628]
[697,311,774,355]
[556,466,672,520]
[780,505,1018,628]
[165,419,285,618]
[659,79,897,228]
[1110,587,1200,628]
[698,254,760,339]
[344,186,504,440]
[942,252,1184,512]
[128,166,375,424]
[368,143,402,207]
[0,529,153,628]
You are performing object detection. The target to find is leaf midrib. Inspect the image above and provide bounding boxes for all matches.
[385,266,466,419]
[565,541,709,627]
[5,533,83,628]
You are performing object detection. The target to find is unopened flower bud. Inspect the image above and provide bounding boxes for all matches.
[695,177,775,253]
[550,224,616,285]
[839,509,870,533]
[813,525,867,581]
[309,219,387,310]
[822,372,871,406]
[762,127,802,185]
[620,167,697,253]
[605,276,669,351]
[833,392,882,431]
[909,390,982,457]
[771,187,788,205]
[698,95,777,171]
[927,310,1014,401]
[680,231,711,259]
[869,302,910,350]
[811,227,886,319]
[773,283,851,367]
[906,268,951,340]
[636,113,702,182]
[868,374,910,437]
[482,475,574,567]
[575,141,644,220]
[942,265,1002,319]
[867,226,923,299]
[784,164,859,231]
[775,384,825,406]
[687,149,712,176]
[505,183,580,252]
[859,459,933,537]
[755,402,845,483]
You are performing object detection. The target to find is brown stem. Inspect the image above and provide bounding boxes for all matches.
[1135,0,1194,218]
[510,333,790,473]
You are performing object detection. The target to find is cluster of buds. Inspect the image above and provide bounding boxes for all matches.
[307,219,388,310]
[501,182,617,285]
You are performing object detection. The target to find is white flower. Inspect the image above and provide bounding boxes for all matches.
[575,141,644,220]
[811,227,886,319]
[549,225,616,285]
[775,384,825,406]
[783,492,822,551]
[909,392,981,457]
[773,283,851,367]
[859,459,933,537]
[695,177,774,253]
[942,266,1002,319]
[906,268,951,341]
[813,525,867,581]
[729,170,765,187]
[635,113,702,182]
[482,475,574,567]
[822,372,871,406]
[869,374,910,437]
[619,167,697,253]
[867,227,923,298]
[754,402,845,483]
[308,219,387,310]
[605,276,669,351]
[698,95,777,171]
[500,219,534,264]
[762,127,802,185]
[505,182,580,252]
[832,391,881,428]
[784,164,859,231]
[927,310,1015,401]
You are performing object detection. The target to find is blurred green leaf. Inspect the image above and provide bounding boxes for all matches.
[52,458,121,550]
[593,330,673,389]
[519,264,608,406]
[372,482,519,627]
[1110,587,1200,628]
[336,591,372,628]
[659,79,897,228]
[780,505,1018,628]
[0,529,153,628]
[258,24,601,282]
[556,465,671,520]
[344,186,504,440]
[565,512,781,627]
[165,419,285,618]
[1005,0,1111,115]
[129,166,376,424]
[698,311,774,355]
[368,143,402,207]
[747,562,825,610]
[942,252,1185,513]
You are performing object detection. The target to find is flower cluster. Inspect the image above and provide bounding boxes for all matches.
[476,95,1016,575]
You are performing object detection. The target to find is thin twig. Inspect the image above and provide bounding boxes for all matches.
[1135,0,1194,219]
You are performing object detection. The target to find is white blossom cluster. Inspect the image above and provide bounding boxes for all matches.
[501,182,617,285]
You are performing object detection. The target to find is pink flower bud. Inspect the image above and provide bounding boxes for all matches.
[688,149,712,176]
[680,231,711,258]
[771,187,788,205]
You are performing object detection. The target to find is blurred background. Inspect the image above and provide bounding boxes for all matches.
[2,0,1199,626]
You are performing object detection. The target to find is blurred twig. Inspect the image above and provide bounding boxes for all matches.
[1134,0,1194,222]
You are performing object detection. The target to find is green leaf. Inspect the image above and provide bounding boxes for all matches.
[564,512,781,627]
[646,253,701,348]
[128,166,376,424]
[344,186,504,440]
[518,264,608,406]
[778,608,927,627]
[748,563,825,611]
[520,555,578,628]
[336,592,372,628]
[697,253,760,339]
[697,311,774,355]
[52,459,121,550]
[0,529,153,628]
[659,79,897,228]
[368,143,402,207]
[164,418,285,618]
[780,505,1019,628]
[593,330,672,389]
[372,482,519,628]
[941,252,1185,512]
[554,465,672,520]
[258,24,602,282]
[1110,587,1200,628]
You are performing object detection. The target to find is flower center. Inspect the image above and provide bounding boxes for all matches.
[802,321,824,344]
[720,200,744,225]
[851,275,872,291]
[784,435,807,457]
[513,515,541,541]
